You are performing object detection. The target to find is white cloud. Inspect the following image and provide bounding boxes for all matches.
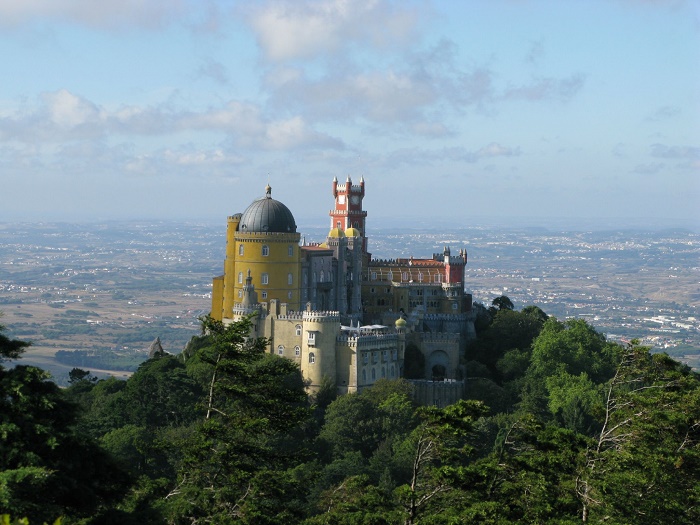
[0,90,344,151]
[247,0,423,61]
[475,142,521,159]
[503,74,586,102]
[0,0,188,29]
[649,143,700,159]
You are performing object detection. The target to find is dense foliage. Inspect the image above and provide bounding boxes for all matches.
[1,303,699,524]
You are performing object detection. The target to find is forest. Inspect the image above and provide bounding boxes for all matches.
[1,299,699,524]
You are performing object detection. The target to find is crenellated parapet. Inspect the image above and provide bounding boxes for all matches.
[339,334,398,350]
[303,310,340,322]
[276,311,305,321]
[232,303,266,317]
[424,313,468,322]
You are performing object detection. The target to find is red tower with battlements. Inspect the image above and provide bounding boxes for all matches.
[330,175,368,254]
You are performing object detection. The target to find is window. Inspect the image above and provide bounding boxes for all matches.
[288,245,294,256]
[261,291,267,299]
[371,369,376,380]
[307,332,316,345]
[402,272,408,281]
[294,346,300,356]
[362,370,367,382]
[277,345,284,355]
[452,302,458,310]
[434,274,441,283]
[383,350,388,361]
[371,271,377,280]
[261,273,269,285]
[239,244,244,256]
[391,365,395,378]
[363,354,369,364]
[336,221,341,228]
[288,273,293,285]
[238,290,242,298]
[309,352,315,364]
[295,324,302,336]
[320,270,324,282]
[418,271,423,282]
[262,245,269,256]
[387,270,393,281]
[288,291,293,299]
[238,272,243,284]
[382,367,386,378]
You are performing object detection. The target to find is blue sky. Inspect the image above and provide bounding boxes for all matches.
[1,0,698,229]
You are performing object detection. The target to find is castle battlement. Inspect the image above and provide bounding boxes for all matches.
[303,310,340,322]
[334,183,363,193]
[424,313,468,322]
[276,312,305,321]
[338,333,398,348]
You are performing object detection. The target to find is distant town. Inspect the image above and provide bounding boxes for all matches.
[0,221,698,383]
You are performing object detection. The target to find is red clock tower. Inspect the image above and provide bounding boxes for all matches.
[330,175,368,254]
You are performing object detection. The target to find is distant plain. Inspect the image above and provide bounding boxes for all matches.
[1,221,698,383]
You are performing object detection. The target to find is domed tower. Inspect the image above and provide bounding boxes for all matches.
[212,184,302,321]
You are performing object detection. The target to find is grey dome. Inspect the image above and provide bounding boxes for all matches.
[239,185,297,233]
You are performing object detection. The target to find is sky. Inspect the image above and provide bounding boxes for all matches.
[1,0,698,229]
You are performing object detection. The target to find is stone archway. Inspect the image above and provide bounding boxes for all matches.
[428,350,449,381]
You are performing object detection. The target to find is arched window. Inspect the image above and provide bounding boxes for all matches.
[390,365,395,378]
[309,352,315,364]
[262,245,269,256]
[294,346,300,356]
[277,345,284,355]
[239,244,244,256]
[362,369,367,382]
[295,324,302,336]
[382,367,386,378]
[288,273,293,285]
[371,369,376,380]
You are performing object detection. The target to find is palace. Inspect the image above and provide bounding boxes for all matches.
[210,178,476,405]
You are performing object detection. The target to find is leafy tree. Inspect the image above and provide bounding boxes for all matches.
[0,326,130,523]
[394,400,489,525]
[164,315,311,523]
[118,354,202,428]
[577,342,700,524]
[490,295,514,314]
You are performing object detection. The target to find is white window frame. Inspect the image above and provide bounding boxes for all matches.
[261,273,269,285]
